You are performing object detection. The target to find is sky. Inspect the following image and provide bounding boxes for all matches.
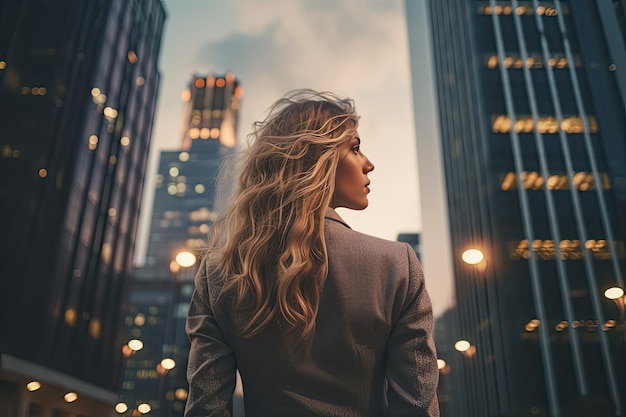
[134,0,423,264]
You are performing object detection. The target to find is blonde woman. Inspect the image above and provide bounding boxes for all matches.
[185,90,439,417]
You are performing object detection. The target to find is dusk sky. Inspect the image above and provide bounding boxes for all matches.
[135,0,424,265]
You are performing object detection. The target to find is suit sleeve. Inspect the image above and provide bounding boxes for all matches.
[385,243,440,417]
[184,260,237,417]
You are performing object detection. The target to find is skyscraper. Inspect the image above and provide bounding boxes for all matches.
[118,73,242,417]
[406,1,626,416]
[0,0,166,414]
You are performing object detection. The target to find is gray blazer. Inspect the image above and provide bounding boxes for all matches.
[185,208,439,417]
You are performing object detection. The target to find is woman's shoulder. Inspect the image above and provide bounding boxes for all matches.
[326,216,412,260]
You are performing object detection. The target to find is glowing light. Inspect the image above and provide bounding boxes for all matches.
[461,249,484,265]
[38,169,48,178]
[604,287,625,300]
[161,358,176,370]
[115,403,128,414]
[137,403,151,414]
[169,167,179,177]
[120,136,130,146]
[175,251,197,268]
[175,388,188,400]
[128,339,143,351]
[454,340,471,352]
[64,392,78,403]
[103,107,118,119]
[437,359,447,370]
[127,50,138,64]
[178,152,190,162]
[26,381,41,391]
[91,87,101,97]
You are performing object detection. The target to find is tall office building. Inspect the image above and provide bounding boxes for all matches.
[118,73,242,417]
[0,0,166,415]
[406,1,626,416]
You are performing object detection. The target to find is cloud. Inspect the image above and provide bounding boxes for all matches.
[142,0,420,253]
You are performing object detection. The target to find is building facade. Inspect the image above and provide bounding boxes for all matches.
[406,1,626,416]
[0,0,166,415]
[117,73,242,417]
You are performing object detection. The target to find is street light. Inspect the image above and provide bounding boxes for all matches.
[454,339,476,358]
[461,249,484,265]
[604,286,625,337]
[175,251,197,268]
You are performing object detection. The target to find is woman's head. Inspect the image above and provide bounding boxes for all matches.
[211,89,371,340]
[237,89,362,215]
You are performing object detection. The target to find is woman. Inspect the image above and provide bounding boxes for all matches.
[185,89,439,417]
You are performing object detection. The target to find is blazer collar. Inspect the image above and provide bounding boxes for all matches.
[324,207,351,229]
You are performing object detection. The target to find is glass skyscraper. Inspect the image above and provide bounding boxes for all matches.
[0,0,166,415]
[118,73,242,417]
[406,1,626,416]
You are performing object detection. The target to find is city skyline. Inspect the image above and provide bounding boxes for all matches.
[134,0,424,268]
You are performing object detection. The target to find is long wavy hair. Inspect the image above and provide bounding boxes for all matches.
[207,89,359,340]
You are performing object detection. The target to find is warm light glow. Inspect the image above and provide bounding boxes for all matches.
[461,249,484,265]
[38,169,48,178]
[103,107,118,119]
[194,184,205,194]
[26,381,41,391]
[169,167,180,177]
[605,287,625,300]
[195,78,205,88]
[136,76,145,86]
[181,90,191,101]
[175,388,189,400]
[175,251,197,268]
[178,152,190,162]
[120,136,130,147]
[437,359,447,370]
[216,78,226,88]
[127,50,138,64]
[161,358,176,370]
[128,339,143,351]
[454,340,471,352]
[64,392,78,403]
[134,314,146,326]
[115,403,128,414]
[137,403,151,414]
[0,61,6,69]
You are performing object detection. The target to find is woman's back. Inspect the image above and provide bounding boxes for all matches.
[189,209,438,416]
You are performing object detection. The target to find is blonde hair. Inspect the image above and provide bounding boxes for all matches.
[207,89,358,340]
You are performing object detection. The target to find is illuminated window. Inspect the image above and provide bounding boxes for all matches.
[511,239,625,260]
[127,50,138,64]
[500,171,610,191]
[492,115,598,133]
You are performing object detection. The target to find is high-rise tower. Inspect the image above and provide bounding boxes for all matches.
[406,1,626,416]
[118,73,242,417]
[0,0,166,414]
